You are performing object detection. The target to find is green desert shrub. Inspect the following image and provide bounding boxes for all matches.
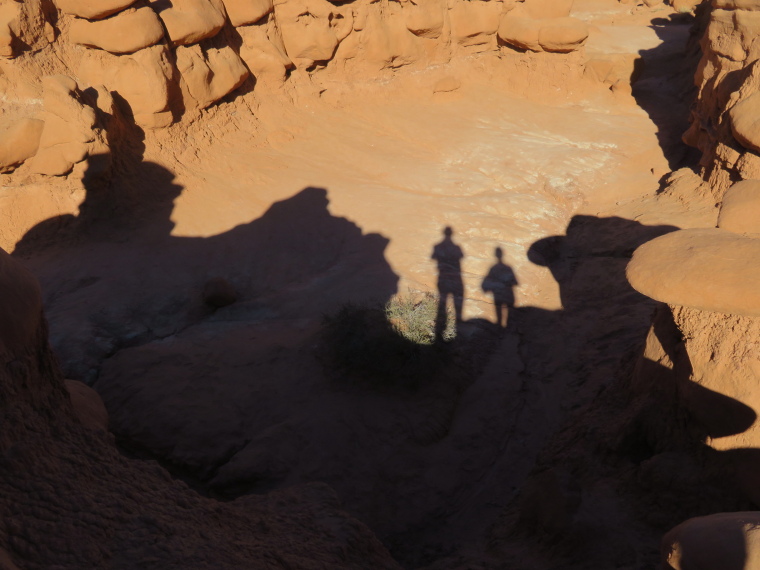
[385,291,455,345]
[319,292,453,387]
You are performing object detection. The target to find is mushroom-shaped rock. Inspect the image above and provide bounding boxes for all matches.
[627,228,760,317]
[662,512,760,570]
[29,75,108,176]
[718,180,760,235]
[150,0,227,46]
[538,17,589,52]
[0,118,45,173]
[498,15,542,51]
[220,0,272,26]
[65,379,109,432]
[69,7,164,54]
[524,0,574,19]
[730,93,760,153]
[54,0,137,19]
[449,1,501,48]
[176,44,249,110]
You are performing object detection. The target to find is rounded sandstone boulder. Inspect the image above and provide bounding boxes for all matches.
[0,117,45,173]
[729,92,760,154]
[498,16,542,51]
[718,179,760,235]
[538,17,589,53]
[627,228,760,317]
[69,6,165,54]
[663,512,760,570]
[220,0,272,26]
[150,0,227,46]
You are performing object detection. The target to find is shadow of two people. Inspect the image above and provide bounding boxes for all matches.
[431,226,518,339]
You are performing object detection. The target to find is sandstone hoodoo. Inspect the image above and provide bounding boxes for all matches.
[4,0,760,568]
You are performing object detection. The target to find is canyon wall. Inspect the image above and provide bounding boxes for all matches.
[683,0,760,196]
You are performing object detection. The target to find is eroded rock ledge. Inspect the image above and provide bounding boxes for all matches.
[0,0,592,175]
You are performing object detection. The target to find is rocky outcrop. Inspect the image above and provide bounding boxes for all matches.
[0,118,44,173]
[0,0,597,145]
[497,0,589,53]
[28,75,108,176]
[68,6,165,54]
[150,0,227,46]
[176,43,250,110]
[681,0,760,196]
[628,178,760,567]
[0,244,401,569]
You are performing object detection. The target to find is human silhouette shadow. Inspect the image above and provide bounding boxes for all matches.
[431,226,464,341]
[13,155,399,382]
[481,247,518,330]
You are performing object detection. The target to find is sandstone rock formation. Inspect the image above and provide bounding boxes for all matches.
[176,44,250,111]
[628,174,760,567]
[54,0,138,20]
[716,178,760,234]
[682,0,760,195]
[0,244,401,568]
[0,117,44,173]
[29,75,108,176]
[221,0,272,26]
[68,6,165,54]
[497,0,589,53]
[150,0,227,46]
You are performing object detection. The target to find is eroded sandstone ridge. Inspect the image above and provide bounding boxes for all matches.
[0,0,594,175]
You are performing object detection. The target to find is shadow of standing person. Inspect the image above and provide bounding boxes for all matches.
[482,246,518,330]
[431,226,464,341]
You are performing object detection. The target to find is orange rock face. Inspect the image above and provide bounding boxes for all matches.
[29,75,108,176]
[0,118,45,173]
[497,3,589,53]
[220,0,272,26]
[68,7,165,54]
[717,179,760,234]
[150,0,227,46]
[176,44,250,110]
